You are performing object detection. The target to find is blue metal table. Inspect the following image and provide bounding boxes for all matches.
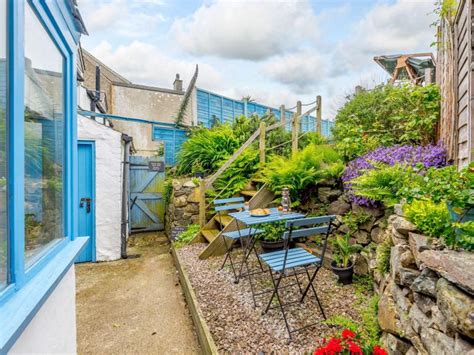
[228,208,305,289]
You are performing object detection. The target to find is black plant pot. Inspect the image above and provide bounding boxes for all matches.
[261,239,285,253]
[330,260,354,285]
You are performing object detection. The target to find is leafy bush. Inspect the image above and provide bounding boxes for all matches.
[262,144,343,205]
[173,224,201,248]
[403,199,453,239]
[342,144,447,206]
[209,148,260,199]
[342,211,372,233]
[331,234,362,268]
[333,84,440,161]
[176,125,239,176]
[254,221,286,242]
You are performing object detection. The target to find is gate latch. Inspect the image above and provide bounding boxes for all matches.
[80,197,92,213]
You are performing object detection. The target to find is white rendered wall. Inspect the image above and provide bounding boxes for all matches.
[9,267,77,354]
[78,113,123,261]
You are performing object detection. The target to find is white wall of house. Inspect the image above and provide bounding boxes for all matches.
[9,267,77,354]
[78,113,124,261]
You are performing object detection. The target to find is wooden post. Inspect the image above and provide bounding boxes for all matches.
[280,105,286,126]
[259,121,266,165]
[199,179,206,227]
[292,101,302,156]
[316,95,322,135]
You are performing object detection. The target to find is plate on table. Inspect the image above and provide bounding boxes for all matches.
[250,208,271,217]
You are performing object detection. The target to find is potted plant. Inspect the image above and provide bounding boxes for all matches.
[256,222,287,253]
[330,234,362,285]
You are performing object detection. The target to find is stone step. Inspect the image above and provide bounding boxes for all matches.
[240,190,257,197]
[201,229,220,243]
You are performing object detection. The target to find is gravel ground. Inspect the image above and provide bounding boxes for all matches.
[177,243,364,353]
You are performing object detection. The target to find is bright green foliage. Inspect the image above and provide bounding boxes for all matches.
[254,221,286,242]
[333,84,440,161]
[163,178,173,205]
[342,211,372,233]
[176,125,239,176]
[454,221,474,251]
[209,148,259,199]
[262,144,343,203]
[350,163,417,207]
[403,199,453,239]
[376,238,392,274]
[173,224,201,248]
[331,234,362,268]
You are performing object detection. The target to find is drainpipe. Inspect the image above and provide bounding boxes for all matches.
[121,134,133,259]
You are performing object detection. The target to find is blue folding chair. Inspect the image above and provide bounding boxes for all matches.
[259,215,335,341]
[214,197,263,282]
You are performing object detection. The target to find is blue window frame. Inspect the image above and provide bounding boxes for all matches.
[0,0,88,352]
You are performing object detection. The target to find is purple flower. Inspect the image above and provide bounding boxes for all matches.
[342,144,448,206]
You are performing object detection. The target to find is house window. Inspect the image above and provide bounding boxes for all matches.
[0,0,6,289]
[24,3,64,265]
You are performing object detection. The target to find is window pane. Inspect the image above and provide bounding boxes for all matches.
[24,3,64,265]
[0,0,7,288]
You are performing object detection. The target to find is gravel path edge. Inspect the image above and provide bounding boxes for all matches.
[171,247,219,355]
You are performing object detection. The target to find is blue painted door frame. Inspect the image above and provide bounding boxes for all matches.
[76,141,95,262]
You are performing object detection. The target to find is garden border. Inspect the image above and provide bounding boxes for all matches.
[171,247,219,355]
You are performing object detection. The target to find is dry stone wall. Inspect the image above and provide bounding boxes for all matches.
[165,179,200,238]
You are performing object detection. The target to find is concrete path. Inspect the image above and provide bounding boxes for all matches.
[75,233,200,355]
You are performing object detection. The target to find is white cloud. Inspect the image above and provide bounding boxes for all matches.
[335,0,436,72]
[79,0,166,37]
[170,0,318,60]
[263,49,329,94]
[89,41,222,90]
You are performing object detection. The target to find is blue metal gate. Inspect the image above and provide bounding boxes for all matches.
[129,155,165,232]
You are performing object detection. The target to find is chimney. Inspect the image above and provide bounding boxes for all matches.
[173,73,183,92]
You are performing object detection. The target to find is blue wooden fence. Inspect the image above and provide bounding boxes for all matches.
[196,88,334,135]
[152,126,188,165]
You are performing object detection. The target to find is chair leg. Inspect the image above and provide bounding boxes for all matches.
[293,267,303,296]
[245,253,257,308]
[302,266,326,320]
[220,237,238,280]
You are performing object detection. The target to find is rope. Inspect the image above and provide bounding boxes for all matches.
[264,130,310,151]
[301,99,317,107]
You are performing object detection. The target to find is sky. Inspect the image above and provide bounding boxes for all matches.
[78,0,437,119]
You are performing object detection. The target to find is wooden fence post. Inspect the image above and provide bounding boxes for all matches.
[199,179,206,227]
[280,105,286,126]
[292,101,302,156]
[316,95,322,135]
[259,121,266,165]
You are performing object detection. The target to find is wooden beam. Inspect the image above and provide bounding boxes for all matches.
[292,101,302,156]
[316,95,322,135]
[259,122,266,165]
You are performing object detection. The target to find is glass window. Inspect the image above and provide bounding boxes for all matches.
[24,3,64,265]
[0,0,7,288]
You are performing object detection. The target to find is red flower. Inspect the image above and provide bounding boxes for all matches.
[342,329,356,339]
[325,338,343,353]
[372,345,388,355]
[348,341,363,354]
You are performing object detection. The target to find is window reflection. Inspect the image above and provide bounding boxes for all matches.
[24,3,64,265]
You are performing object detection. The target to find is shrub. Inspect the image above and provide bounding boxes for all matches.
[209,148,259,199]
[173,224,201,248]
[262,144,343,205]
[176,125,239,176]
[403,199,453,239]
[333,84,440,161]
[342,144,447,206]
[375,238,392,274]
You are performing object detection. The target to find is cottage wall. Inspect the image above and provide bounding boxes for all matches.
[78,93,124,261]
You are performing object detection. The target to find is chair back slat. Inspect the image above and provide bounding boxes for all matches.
[285,215,335,228]
[283,225,331,240]
[213,197,245,205]
[215,203,245,212]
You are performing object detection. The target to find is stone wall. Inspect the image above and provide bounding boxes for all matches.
[373,209,474,354]
[165,179,200,237]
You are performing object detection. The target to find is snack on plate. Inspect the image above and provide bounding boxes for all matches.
[250,208,270,216]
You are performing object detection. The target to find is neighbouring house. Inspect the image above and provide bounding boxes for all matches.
[437,0,473,168]
[0,1,88,353]
[82,50,335,166]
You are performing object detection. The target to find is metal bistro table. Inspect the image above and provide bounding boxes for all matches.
[228,208,305,303]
